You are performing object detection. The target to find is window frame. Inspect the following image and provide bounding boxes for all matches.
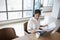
[0,0,34,21]
[0,0,54,21]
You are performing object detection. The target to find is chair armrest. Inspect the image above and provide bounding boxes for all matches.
[16,36,19,38]
[24,31,28,35]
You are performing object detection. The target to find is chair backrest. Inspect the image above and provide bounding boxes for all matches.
[56,27,60,33]
[24,22,28,32]
[24,22,31,34]
[0,28,17,40]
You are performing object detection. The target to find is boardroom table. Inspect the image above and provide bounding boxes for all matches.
[13,32,60,40]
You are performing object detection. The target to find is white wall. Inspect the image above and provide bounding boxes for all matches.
[51,0,60,18]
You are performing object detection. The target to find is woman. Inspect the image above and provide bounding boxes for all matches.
[27,9,41,34]
[27,9,57,34]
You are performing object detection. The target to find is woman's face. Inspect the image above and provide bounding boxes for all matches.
[34,13,40,19]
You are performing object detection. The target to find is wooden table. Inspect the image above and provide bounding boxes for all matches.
[13,32,60,40]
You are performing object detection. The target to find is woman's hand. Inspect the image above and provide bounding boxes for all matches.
[39,28,43,30]
[40,25,48,27]
[31,29,36,34]
[39,27,45,30]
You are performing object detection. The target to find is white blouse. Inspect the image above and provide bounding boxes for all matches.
[27,17,57,33]
[27,17,40,32]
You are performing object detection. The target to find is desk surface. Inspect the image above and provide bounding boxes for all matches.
[13,32,60,40]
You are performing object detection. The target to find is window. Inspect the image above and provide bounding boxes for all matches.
[7,0,22,11]
[0,0,6,11]
[0,0,7,21]
[41,0,44,5]
[35,0,41,9]
[7,0,34,19]
[8,12,22,20]
[23,0,33,18]
[43,0,54,6]
[0,13,7,21]
[0,0,54,21]
[48,0,54,6]
[24,0,33,10]
[23,11,33,18]
[0,0,47,21]
[43,0,49,6]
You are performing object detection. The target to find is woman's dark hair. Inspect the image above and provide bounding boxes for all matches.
[33,9,41,17]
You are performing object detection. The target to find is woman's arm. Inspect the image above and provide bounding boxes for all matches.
[27,20,37,34]
[27,27,36,34]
